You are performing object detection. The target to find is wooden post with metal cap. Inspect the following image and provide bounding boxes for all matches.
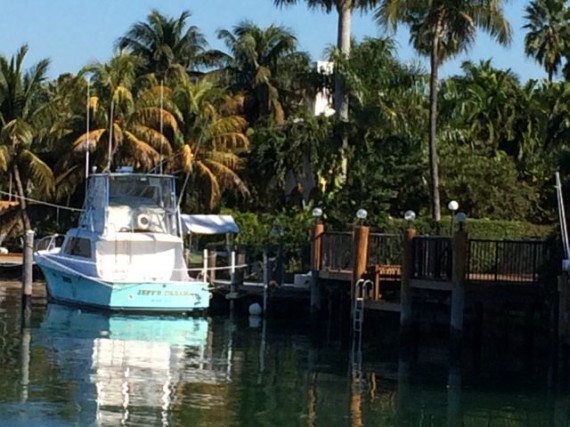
[400,210,417,333]
[450,212,468,349]
[351,209,370,301]
[21,229,34,315]
[310,207,324,313]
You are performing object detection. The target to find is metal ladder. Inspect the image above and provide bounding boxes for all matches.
[352,279,372,333]
[351,279,372,393]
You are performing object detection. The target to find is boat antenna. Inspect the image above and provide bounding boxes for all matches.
[556,172,570,264]
[85,78,90,183]
[106,98,115,172]
[177,116,209,209]
[159,79,164,175]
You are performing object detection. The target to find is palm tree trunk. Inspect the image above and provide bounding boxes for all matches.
[428,18,443,222]
[12,165,31,231]
[336,1,352,182]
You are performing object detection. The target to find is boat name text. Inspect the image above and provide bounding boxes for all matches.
[137,290,197,297]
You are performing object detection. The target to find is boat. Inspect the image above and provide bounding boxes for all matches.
[34,170,210,312]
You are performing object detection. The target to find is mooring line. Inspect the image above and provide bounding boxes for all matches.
[0,191,83,212]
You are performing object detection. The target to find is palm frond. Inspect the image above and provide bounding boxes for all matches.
[20,148,54,194]
[72,128,107,151]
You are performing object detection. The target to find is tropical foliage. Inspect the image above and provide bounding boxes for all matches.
[0,45,55,230]
[216,21,310,125]
[375,0,512,221]
[524,0,570,81]
[116,9,219,80]
[1,6,570,243]
[168,74,249,212]
[273,0,381,181]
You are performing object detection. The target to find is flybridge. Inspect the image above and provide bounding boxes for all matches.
[79,173,179,236]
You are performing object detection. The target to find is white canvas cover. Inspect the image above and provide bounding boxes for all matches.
[180,215,239,235]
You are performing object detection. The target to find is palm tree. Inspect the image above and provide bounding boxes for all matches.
[116,9,219,81]
[169,75,249,212]
[0,45,54,230]
[273,0,380,180]
[523,0,570,81]
[217,21,308,125]
[73,53,176,172]
[442,60,520,154]
[376,0,511,221]
[43,74,96,202]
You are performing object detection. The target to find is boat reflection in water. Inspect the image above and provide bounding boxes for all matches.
[35,304,229,426]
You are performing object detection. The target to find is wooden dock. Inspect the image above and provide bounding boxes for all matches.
[210,222,560,347]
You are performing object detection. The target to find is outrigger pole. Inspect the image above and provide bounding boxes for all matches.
[160,80,164,175]
[555,172,570,269]
[85,78,90,181]
[106,99,114,173]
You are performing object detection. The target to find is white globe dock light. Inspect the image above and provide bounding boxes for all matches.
[312,207,323,222]
[404,210,416,224]
[447,200,459,235]
[356,208,368,226]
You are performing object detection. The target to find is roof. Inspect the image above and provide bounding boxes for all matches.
[180,214,239,235]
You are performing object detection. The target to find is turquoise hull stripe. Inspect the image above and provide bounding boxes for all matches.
[38,265,210,312]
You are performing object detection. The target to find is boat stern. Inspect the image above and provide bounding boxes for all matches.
[109,280,210,312]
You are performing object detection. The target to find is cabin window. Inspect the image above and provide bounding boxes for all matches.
[64,237,92,258]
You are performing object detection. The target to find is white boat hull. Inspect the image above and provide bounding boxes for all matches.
[37,259,210,312]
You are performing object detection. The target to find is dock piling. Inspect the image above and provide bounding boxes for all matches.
[351,224,370,301]
[310,221,324,313]
[21,230,34,310]
[207,249,217,284]
[228,250,238,300]
[450,225,468,346]
[558,274,569,341]
[230,250,236,290]
[202,249,208,281]
[400,227,416,333]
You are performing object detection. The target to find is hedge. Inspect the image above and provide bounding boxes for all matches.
[223,208,557,247]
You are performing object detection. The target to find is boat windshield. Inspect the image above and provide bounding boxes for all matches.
[108,175,174,210]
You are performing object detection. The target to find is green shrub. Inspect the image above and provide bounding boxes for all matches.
[222,208,556,245]
[377,216,554,240]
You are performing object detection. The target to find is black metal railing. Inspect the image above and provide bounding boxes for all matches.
[317,232,550,286]
[368,233,402,266]
[468,239,547,284]
[412,236,452,280]
[321,231,353,271]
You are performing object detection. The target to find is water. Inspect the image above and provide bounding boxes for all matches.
[0,283,567,426]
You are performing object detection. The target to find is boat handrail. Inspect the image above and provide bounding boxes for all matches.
[187,263,248,273]
[34,251,114,288]
[36,251,206,287]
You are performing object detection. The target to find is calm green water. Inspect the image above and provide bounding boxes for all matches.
[0,283,567,427]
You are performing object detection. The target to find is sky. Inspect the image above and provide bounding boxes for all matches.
[0,0,546,82]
